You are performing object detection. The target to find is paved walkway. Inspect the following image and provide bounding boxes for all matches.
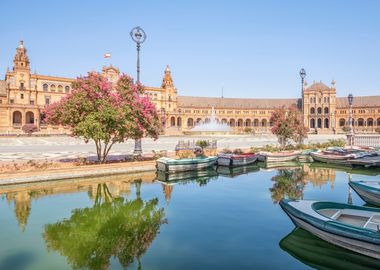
[0,134,346,162]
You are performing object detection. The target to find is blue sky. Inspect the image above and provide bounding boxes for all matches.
[0,0,379,98]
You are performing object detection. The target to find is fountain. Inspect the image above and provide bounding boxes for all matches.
[185,107,232,135]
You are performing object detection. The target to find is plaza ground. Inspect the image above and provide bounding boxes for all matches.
[0,134,346,162]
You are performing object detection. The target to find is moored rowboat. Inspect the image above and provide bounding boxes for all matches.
[260,151,300,163]
[280,199,380,259]
[217,153,258,167]
[349,181,380,207]
[156,156,217,173]
[310,151,354,165]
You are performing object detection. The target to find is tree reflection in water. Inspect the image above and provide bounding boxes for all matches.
[43,183,166,270]
[270,169,306,204]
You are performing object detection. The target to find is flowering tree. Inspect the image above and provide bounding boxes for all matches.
[270,106,308,148]
[45,72,161,163]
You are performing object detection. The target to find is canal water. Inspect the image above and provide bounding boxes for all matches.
[1,163,380,270]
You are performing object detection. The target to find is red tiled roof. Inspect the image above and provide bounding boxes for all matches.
[337,96,380,108]
[177,96,298,109]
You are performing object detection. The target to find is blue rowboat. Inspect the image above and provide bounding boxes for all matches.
[156,156,217,173]
[280,199,380,259]
[350,181,380,207]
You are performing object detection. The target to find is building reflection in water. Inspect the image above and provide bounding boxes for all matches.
[269,164,340,204]
[1,172,156,231]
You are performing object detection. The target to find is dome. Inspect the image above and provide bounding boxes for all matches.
[305,81,330,92]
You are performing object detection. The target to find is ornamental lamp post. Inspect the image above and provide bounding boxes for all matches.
[130,26,147,155]
[348,93,354,147]
[299,68,306,114]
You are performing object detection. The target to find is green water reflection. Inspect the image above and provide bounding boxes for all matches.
[1,163,380,269]
[44,183,166,270]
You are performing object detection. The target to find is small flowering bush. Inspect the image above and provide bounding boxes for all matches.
[22,124,38,136]
[45,72,161,163]
[270,106,308,149]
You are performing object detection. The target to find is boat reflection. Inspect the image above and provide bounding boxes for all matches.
[43,182,166,270]
[280,228,380,270]
[216,164,260,178]
[156,169,218,186]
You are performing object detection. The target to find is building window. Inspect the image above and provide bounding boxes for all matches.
[50,85,56,92]
[30,100,35,105]
[45,96,51,105]
[65,86,70,93]
[58,85,63,92]
[20,82,25,90]
[10,99,14,104]
[43,84,48,92]
[310,107,315,114]
[317,107,322,114]
[20,94,24,99]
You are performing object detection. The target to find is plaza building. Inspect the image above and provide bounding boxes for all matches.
[1,41,380,135]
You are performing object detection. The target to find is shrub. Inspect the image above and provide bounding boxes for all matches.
[195,140,210,149]
[22,124,38,136]
[222,148,233,154]
[243,127,252,134]
[233,148,244,154]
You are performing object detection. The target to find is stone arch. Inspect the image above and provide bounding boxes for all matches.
[196,118,202,124]
[358,118,364,127]
[12,111,22,125]
[245,119,252,127]
[377,118,380,126]
[187,118,194,127]
[317,118,322,128]
[229,119,236,127]
[177,117,182,127]
[310,118,315,128]
[237,119,243,127]
[170,116,176,127]
[261,119,267,127]
[221,118,227,124]
[253,119,259,127]
[339,118,345,127]
[204,118,210,124]
[324,107,329,114]
[324,118,329,128]
[367,118,374,126]
[310,107,315,114]
[317,107,322,114]
[26,111,35,124]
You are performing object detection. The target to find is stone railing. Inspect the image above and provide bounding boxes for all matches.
[352,135,380,147]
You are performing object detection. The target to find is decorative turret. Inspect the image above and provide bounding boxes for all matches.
[161,65,174,88]
[13,40,30,72]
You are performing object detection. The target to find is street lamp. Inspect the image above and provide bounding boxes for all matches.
[299,68,306,113]
[348,93,354,147]
[130,26,147,155]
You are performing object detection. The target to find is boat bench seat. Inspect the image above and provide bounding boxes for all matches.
[364,215,380,231]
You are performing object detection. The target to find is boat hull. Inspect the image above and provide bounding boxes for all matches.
[310,152,351,165]
[350,181,380,207]
[156,157,217,173]
[280,200,380,259]
[217,154,258,167]
[287,212,380,259]
[266,154,299,163]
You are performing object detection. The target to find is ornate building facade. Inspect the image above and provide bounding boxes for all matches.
[1,41,380,134]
